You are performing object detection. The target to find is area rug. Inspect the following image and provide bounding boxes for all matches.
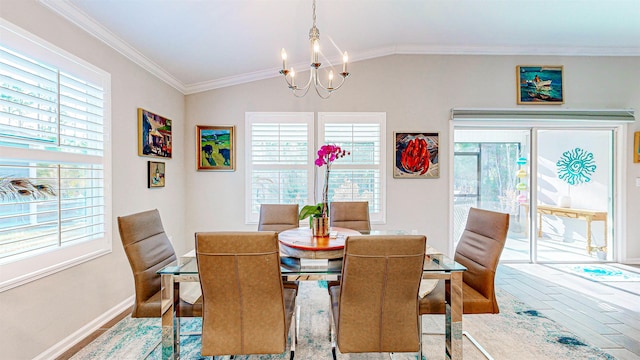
[71,282,614,360]
[551,264,640,282]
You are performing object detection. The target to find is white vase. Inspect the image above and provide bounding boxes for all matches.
[558,196,571,208]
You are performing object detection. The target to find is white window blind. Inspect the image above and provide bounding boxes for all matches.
[318,112,386,223]
[0,20,111,291]
[245,112,313,223]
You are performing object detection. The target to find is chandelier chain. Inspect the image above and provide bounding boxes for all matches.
[312,0,316,28]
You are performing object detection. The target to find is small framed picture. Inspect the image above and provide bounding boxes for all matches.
[516,65,564,105]
[196,125,235,171]
[394,132,439,179]
[138,108,172,158]
[148,161,165,188]
[635,132,640,163]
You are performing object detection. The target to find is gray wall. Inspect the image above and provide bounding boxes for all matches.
[1,1,639,358]
[185,54,640,259]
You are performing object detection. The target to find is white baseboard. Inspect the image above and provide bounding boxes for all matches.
[34,295,134,360]
[621,257,640,265]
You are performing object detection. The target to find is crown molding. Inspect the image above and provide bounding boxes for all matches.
[39,0,187,94]
[39,0,640,95]
[394,44,640,57]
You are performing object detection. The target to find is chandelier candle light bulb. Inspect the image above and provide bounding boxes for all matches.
[281,48,287,70]
[342,51,348,73]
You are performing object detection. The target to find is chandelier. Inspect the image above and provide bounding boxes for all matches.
[279,0,350,99]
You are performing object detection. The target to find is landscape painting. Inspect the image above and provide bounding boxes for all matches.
[516,65,564,104]
[138,108,172,158]
[196,125,235,171]
[394,132,439,179]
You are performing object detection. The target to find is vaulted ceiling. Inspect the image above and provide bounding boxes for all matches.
[41,0,640,94]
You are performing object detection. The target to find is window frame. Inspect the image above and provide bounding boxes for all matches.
[244,112,314,224]
[0,19,112,292]
[244,111,387,225]
[318,112,387,223]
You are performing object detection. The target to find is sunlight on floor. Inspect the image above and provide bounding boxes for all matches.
[501,263,640,313]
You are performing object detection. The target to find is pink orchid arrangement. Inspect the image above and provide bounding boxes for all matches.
[299,144,350,223]
[315,144,349,216]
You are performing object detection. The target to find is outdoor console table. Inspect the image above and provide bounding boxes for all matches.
[535,204,608,254]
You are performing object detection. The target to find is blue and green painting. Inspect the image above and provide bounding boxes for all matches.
[518,66,563,103]
[200,128,232,168]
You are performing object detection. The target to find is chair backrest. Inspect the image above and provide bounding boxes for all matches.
[455,207,509,311]
[195,231,287,356]
[336,235,426,353]
[117,209,176,318]
[329,201,371,232]
[257,204,299,232]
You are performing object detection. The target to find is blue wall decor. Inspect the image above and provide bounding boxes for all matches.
[556,148,597,185]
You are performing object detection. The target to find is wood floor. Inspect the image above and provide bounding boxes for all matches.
[55,308,132,360]
[497,263,640,360]
[57,263,640,360]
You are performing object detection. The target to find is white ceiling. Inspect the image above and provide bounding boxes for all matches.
[41,0,640,94]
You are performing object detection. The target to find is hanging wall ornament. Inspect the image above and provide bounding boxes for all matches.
[556,148,597,186]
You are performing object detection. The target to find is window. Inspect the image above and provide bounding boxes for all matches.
[245,112,313,223]
[245,112,386,224]
[0,20,111,291]
[319,112,386,223]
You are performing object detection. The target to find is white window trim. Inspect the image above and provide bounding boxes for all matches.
[0,19,112,292]
[318,112,387,224]
[244,112,314,224]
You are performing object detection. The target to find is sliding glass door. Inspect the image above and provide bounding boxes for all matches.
[453,127,615,263]
[534,129,613,262]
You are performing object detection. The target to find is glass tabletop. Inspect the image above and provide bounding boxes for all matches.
[157,253,466,276]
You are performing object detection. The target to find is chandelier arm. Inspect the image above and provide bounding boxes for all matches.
[299,70,315,90]
[327,76,348,91]
[280,70,314,92]
[314,85,332,99]
[292,86,312,97]
[312,70,347,92]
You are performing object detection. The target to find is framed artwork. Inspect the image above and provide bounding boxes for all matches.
[516,65,564,105]
[138,108,172,158]
[635,132,640,163]
[394,132,439,179]
[148,161,165,188]
[196,125,235,171]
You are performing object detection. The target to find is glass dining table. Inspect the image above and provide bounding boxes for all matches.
[157,234,467,360]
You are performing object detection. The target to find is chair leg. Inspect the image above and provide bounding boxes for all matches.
[418,315,423,360]
[330,309,337,360]
[290,302,297,360]
[296,305,300,344]
[463,331,494,360]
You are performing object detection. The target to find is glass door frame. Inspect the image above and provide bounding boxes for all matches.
[450,121,626,264]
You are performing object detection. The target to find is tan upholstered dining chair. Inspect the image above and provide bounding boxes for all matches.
[329,235,427,359]
[117,209,202,318]
[258,204,300,232]
[195,231,297,359]
[257,203,300,290]
[329,201,371,232]
[420,207,509,359]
